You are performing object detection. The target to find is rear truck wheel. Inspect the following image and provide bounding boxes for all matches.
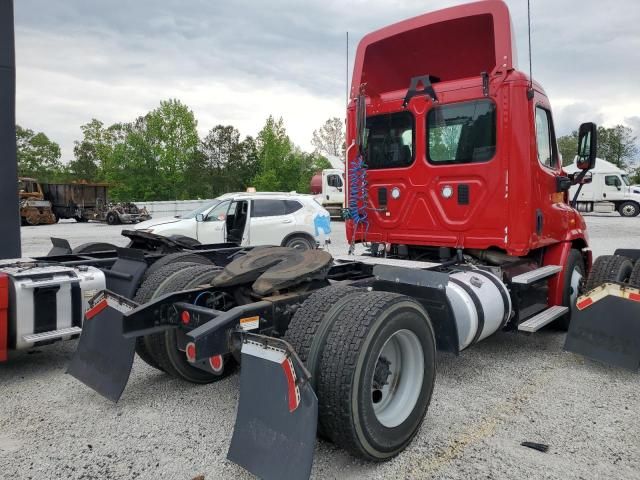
[106,211,119,225]
[618,201,640,217]
[283,285,361,435]
[143,251,213,280]
[133,261,202,371]
[284,284,361,382]
[71,242,119,254]
[557,249,586,331]
[316,291,436,461]
[584,255,634,292]
[283,234,316,251]
[628,261,640,288]
[146,264,236,383]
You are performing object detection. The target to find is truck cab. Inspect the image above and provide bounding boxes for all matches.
[310,168,345,217]
[346,0,588,257]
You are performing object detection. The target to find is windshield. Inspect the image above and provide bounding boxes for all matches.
[621,174,630,186]
[181,200,220,219]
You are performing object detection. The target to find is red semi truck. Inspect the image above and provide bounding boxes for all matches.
[64,2,640,479]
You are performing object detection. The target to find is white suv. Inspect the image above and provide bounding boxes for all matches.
[134,192,331,250]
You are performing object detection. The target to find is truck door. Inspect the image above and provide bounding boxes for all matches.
[323,172,344,205]
[531,101,570,247]
[603,174,623,201]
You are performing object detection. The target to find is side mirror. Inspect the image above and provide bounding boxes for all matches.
[576,122,597,170]
[195,213,205,222]
[615,178,622,190]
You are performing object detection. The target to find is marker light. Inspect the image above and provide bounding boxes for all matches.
[442,185,454,199]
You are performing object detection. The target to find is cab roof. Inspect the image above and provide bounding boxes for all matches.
[351,0,516,98]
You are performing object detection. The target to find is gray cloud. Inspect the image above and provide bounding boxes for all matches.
[13,0,640,160]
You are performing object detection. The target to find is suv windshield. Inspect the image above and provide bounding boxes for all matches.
[181,200,220,219]
[427,99,496,164]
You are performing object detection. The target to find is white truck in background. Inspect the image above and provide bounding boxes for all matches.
[310,168,345,218]
[567,158,640,217]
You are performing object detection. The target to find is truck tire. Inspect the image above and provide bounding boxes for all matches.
[283,285,361,386]
[316,291,436,461]
[143,252,213,280]
[618,201,640,217]
[71,242,119,254]
[584,255,634,292]
[146,264,235,383]
[628,261,640,288]
[134,261,201,371]
[106,211,119,225]
[556,249,586,331]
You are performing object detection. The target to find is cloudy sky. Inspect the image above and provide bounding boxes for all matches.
[13,0,640,161]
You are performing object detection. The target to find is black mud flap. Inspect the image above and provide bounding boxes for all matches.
[228,334,317,480]
[67,291,138,402]
[565,283,640,371]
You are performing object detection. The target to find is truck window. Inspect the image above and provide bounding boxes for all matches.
[427,99,496,164]
[535,107,557,169]
[621,174,630,186]
[605,175,621,187]
[327,175,342,188]
[365,112,414,169]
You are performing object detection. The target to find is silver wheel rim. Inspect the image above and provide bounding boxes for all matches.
[622,205,636,216]
[570,267,583,305]
[371,329,424,428]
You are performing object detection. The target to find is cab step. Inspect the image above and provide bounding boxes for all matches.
[517,306,568,332]
[512,265,562,285]
[23,326,82,344]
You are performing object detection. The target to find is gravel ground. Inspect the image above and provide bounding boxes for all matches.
[2,214,639,480]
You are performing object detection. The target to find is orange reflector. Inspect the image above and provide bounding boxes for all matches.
[576,297,593,310]
[181,310,190,325]
[209,354,224,372]
[186,342,196,362]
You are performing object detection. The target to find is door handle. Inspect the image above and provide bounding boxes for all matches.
[282,219,293,224]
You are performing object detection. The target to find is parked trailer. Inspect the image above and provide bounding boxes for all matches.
[63,2,639,480]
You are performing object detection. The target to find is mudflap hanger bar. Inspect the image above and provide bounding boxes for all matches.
[402,74,440,108]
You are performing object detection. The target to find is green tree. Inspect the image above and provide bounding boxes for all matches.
[253,116,330,193]
[597,125,637,169]
[201,126,259,196]
[557,130,578,166]
[311,117,345,157]
[105,100,201,201]
[15,125,62,181]
[557,125,638,169]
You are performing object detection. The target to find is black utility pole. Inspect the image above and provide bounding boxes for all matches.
[0,0,21,259]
